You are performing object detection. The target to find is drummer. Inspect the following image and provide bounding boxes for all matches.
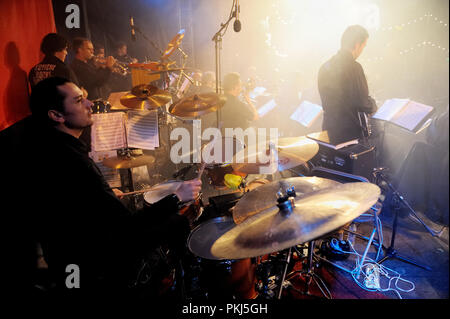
[23,77,202,296]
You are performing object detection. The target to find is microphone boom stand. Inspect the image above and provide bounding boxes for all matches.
[375,171,441,271]
[212,5,237,129]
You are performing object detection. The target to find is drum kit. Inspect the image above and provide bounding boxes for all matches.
[96,29,382,299]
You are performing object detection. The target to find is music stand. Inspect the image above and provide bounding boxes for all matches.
[373,169,444,271]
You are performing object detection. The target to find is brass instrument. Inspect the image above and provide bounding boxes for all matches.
[92,55,129,76]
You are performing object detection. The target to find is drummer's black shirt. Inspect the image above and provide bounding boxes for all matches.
[318,50,377,141]
[26,124,188,294]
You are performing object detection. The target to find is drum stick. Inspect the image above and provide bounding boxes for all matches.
[197,122,222,179]
[115,188,152,198]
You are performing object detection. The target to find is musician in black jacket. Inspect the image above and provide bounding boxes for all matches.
[70,37,115,101]
[25,77,201,296]
[318,25,377,142]
[28,33,79,89]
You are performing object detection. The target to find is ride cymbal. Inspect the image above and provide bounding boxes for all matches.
[232,177,341,224]
[169,92,226,118]
[210,182,381,260]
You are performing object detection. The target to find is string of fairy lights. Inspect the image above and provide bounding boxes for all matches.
[380,13,448,32]
[261,7,449,64]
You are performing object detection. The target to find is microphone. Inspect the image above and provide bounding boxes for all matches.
[233,0,241,32]
[130,16,136,42]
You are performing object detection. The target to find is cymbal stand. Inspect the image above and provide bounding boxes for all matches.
[284,241,333,299]
[117,148,137,211]
[174,47,195,97]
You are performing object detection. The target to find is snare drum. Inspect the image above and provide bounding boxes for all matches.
[144,181,203,226]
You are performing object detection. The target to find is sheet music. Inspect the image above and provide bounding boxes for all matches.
[91,113,127,151]
[372,98,409,121]
[126,110,159,150]
[391,100,434,131]
[257,99,277,117]
[249,86,267,99]
[89,150,122,188]
[290,101,323,127]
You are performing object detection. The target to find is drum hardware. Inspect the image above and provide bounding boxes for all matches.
[92,99,111,113]
[281,241,333,299]
[231,136,319,175]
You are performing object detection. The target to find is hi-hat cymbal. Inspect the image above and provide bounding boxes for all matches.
[231,136,319,174]
[169,92,226,118]
[232,177,341,224]
[120,84,172,110]
[208,182,381,260]
[102,154,155,169]
[161,29,185,59]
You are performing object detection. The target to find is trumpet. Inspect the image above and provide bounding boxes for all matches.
[92,55,129,76]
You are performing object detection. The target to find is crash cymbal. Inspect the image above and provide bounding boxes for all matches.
[120,85,172,110]
[169,92,226,118]
[161,29,185,59]
[232,177,341,224]
[231,136,319,174]
[210,182,381,260]
[102,154,155,169]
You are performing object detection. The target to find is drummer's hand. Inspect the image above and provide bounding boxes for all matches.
[175,179,202,202]
[112,188,124,197]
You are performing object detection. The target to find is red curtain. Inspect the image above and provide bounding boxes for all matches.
[0,0,56,131]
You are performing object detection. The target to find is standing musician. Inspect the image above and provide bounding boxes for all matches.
[26,77,201,296]
[70,38,117,151]
[220,72,259,131]
[318,25,377,142]
[70,37,115,101]
[29,33,79,90]
[114,41,138,65]
[108,41,135,92]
